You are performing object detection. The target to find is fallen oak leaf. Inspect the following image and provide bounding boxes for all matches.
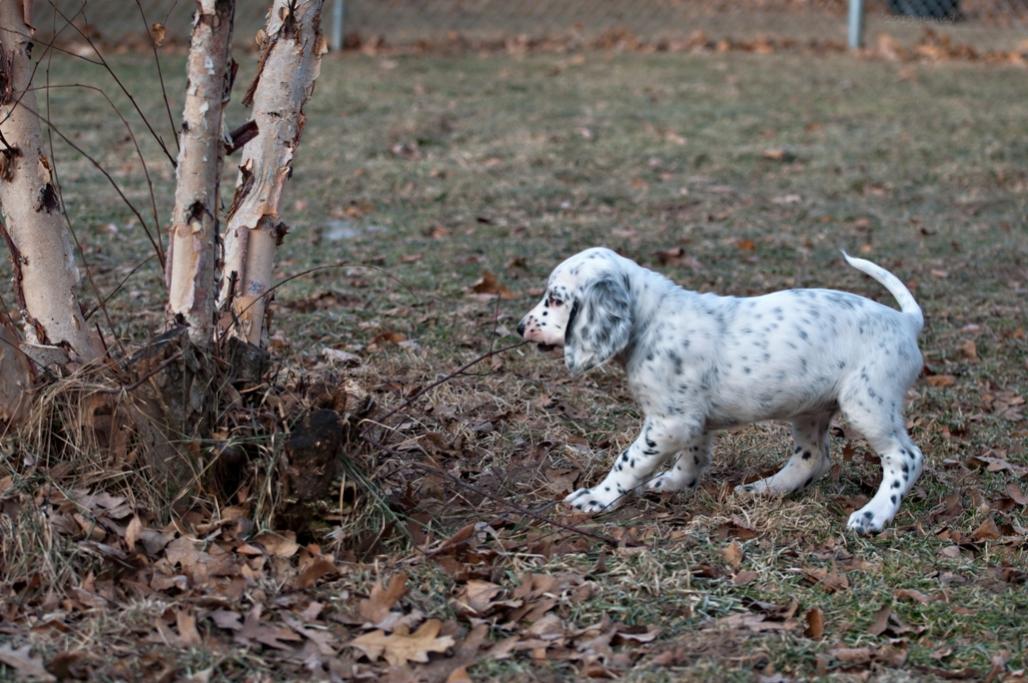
[176,609,202,647]
[447,666,472,683]
[359,572,408,625]
[350,619,455,667]
[209,610,243,631]
[761,148,798,162]
[253,531,300,558]
[290,556,337,590]
[469,271,516,300]
[456,579,503,616]
[733,570,759,586]
[802,567,850,593]
[280,613,338,657]
[1005,483,1028,506]
[830,646,874,666]
[0,644,55,682]
[714,612,797,632]
[124,516,143,550]
[611,624,661,643]
[868,604,893,636]
[150,22,166,47]
[971,516,1002,541]
[969,453,1028,478]
[805,607,825,639]
[895,588,932,604]
[722,541,744,570]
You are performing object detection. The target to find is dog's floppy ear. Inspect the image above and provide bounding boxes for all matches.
[565,275,633,375]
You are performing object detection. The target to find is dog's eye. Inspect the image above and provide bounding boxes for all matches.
[547,296,563,308]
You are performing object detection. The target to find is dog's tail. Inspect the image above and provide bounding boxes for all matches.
[842,251,924,332]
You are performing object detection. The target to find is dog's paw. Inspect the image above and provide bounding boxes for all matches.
[564,487,620,515]
[647,472,696,493]
[733,482,760,495]
[846,506,891,535]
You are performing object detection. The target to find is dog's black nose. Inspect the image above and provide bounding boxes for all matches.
[517,320,526,337]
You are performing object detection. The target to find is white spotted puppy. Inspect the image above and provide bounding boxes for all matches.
[518,247,925,534]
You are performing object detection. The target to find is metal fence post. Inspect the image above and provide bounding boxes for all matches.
[848,0,865,49]
[330,0,345,51]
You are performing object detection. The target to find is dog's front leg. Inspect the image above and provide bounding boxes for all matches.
[565,417,701,514]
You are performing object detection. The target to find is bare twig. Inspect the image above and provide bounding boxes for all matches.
[132,0,179,152]
[374,340,529,427]
[0,3,84,130]
[18,102,165,268]
[0,25,101,65]
[40,7,123,356]
[85,255,157,321]
[48,1,177,167]
[408,460,618,548]
[94,350,184,394]
[37,82,164,262]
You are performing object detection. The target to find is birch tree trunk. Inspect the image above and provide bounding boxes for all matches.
[218,0,326,346]
[166,0,236,345]
[0,0,102,363]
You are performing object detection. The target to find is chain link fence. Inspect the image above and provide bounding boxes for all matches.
[35,1,1028,56]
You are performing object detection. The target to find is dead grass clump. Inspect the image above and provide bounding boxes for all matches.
[0,340,398,598]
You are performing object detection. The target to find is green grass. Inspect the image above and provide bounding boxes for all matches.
[1,46,1025,680]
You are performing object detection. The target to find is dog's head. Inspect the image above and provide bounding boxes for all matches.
[518,248,633,374]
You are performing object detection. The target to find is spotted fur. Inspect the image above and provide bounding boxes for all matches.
[519,247,925,534]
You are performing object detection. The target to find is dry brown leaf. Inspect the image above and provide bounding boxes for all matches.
[925,374,957,388]
[803,568,849,593]
[469,271,516,300]
[124,516,143,550]
[959,339,978,361]
[761,148,797,162]
[1005,483,1028,506]
[209,610,243,631]
[359,572,408,625]
[970,453,1028,478]
[971,516,1002,541]
[715,612,796,632]
[254,531,300,558]
[805,607,824,639]
[350,619,455,667]
[895,588,932,604]
[613,625,661,643]
[0,644,55,682]
[722,541,744,570]
[868,604,892,636]
[526,612,564,639]
[446,666,472,683]
[458,580,503,615]
[176,609,202,647]
[733,570,759,586]
[292,556,337,589]
[150,23,166,47]
[735,238,756,251]
[654,247,703,270]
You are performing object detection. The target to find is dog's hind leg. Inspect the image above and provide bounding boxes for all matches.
[839,381,924,534]
[735,410,834,496]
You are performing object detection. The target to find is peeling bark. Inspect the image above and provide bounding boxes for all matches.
[166,0,236,345]
[218,0,326,346]
[0,0,102,362]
